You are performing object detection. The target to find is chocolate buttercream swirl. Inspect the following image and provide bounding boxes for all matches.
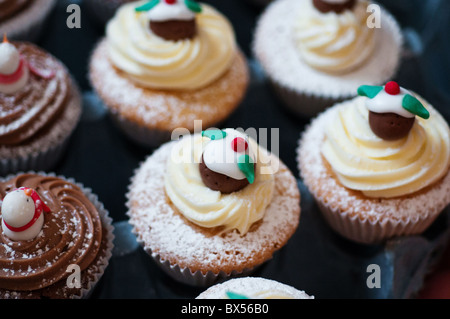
[0,42,70,146]
[0,174,103,291]
[0,0,31,22]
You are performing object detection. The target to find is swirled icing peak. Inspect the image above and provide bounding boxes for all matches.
[164,131,275,234]
[106,1,236,90]
[293,0,375,73]
[321,93,450,198]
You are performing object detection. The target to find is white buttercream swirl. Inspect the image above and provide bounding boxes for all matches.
[106,1,236,90]
[164,133,275,235]
[293,0,375,73]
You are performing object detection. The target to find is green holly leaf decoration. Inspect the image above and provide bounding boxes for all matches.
[238,155,255,184]
[402,94,430,119]
[185,0,202,13]
[357,85,383,99]
[202,130,227,141]
[135,0,160,12]
[226,291,250,299]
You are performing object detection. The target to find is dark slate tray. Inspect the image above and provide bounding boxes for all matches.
[30,0,450,299]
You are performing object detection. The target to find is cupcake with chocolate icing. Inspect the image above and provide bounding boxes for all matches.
[253,0,403,117]
[0,38,82,175]
[0,0,57,42]
[0,172,114,299]
[196,277,314,299]
[89,0,249,147]
[297,81,450,244]
[127,128,301,286]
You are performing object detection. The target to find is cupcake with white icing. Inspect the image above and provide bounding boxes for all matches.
[196,277,314,299]
[297,82,450,244]
[89,0,249,147]
[127,128,301,286]
[253,0,403,117]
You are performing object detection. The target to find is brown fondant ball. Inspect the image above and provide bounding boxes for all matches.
[150,19,197,41]
[369,111,415,141]
[313,0,356,13]
[199,155,251,194]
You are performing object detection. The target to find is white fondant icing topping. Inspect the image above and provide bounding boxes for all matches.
[203,129,255,180]
[366,87,415,118]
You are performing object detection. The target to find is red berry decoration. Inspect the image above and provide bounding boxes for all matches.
[384,81,400,95]
[231,137,248,153]
[165,0,176,4]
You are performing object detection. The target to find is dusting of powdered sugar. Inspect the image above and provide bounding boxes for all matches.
[252,0,403,99]
[297,99,450,221]
[126,140,300,273]
[89,40,248,131]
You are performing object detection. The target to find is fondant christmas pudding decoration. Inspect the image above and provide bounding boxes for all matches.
[313,0,356,14]
[200,129,255,194]
[0,34,55,95]
[136,0,202,41]
[1,187,51,241]
[358,81,430,140]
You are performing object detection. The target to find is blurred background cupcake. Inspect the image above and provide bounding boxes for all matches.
[297,81,450,244]
[196,277,314,299]
[253,0,403,118]
[0,0,57,42]
[89,0,250,147]
[0,37,82,175]
[0,172,114,299]
[127,128,301,286]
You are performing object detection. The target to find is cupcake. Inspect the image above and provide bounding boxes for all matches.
[0,0,57,42]
[253,0,403,117]
[0,38,82,175]
[0,172,114,299]
[297,81,450,244]
[196,277,314,299]
[84,0,136,26]
[127,128,301,286]
[89,0,250,147]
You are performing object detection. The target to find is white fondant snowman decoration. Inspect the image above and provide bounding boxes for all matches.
[1,187,51,241]
[0,34,29,95]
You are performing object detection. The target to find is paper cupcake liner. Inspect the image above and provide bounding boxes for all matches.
[253,0,403,118]
[315,199,437,245]
[108,111,173,148]
[0,0,57,42]
[269,80,347,118]
[145,246,260,287]
[0,81,82,175]
[0,171,115,299]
